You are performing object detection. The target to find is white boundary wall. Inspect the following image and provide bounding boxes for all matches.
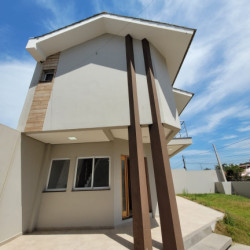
[215,181,250,198]
[0,124,22,244]
[172,169,223,194]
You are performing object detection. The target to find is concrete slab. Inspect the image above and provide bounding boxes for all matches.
[230,244,250,250]
[189,233,232,250]
[0,196,225,250]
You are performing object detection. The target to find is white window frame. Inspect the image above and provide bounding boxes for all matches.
[45,158,70,192]
[73,156,110,191]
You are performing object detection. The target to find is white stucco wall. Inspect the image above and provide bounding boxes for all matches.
[21,134,46,232]
[41,34,180,131]
[0,125,22,244]
[150,45,180,129]
[133,39,152,124]
[172,169,222,194]
[43,34,129,131]
[36,141,115,229]
[34,139,158,229]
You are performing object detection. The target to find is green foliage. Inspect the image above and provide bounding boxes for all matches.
[215,163,243,181]
[178,193,250,245]
[182,189,189,196]
[223,212,235,226]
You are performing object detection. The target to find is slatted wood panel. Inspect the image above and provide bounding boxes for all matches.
[25,53,60,132]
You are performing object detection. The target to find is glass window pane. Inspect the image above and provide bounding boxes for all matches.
[45,73,54,81]
[75,158,93,188]
[93,158,109,187]
[48,160,70,189]
[122,160,126,211]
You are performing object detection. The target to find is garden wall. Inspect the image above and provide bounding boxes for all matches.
[172,169,223,194]
[215,181,250,198]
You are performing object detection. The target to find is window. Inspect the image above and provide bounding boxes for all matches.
[40,69,55,82]
[74,157,110,190]
[46,159,70,191]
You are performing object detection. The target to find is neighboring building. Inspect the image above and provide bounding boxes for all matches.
[0,13,195,249]
[240,162,250,177]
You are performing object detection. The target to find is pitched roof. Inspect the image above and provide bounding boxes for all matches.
[26,12,196,84]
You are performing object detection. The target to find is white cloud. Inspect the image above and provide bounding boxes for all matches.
[237,126,250,132]
[35,0,77,30]
[0,59,35,129]
[220,138,250,152]
[181,149,211,156]
[188,105,243,136]
[221,135,237,140]
[175,43,213,89]
[178,1,250,117]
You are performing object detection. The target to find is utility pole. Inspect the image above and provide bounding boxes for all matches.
[213,144,227,182]
[182,155,187,170]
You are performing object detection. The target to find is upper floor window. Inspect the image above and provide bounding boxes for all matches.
[40,69,55,82]
[74,157,110,190]
[46,159,70,191]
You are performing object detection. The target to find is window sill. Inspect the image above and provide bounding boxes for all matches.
[39,80,53,83]
[43,189,67,193]
[72,187,110,192]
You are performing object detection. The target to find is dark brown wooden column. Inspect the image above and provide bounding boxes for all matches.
[125,34,152,250]
[142,38,184,250]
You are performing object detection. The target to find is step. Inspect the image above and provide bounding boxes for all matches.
[188,233,232,250]
[184,224,213,249]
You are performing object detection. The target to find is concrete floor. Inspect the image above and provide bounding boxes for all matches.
[0,197,225,250]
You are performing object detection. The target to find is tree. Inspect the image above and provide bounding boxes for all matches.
[215,164,243,181]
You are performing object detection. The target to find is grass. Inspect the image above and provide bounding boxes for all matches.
[178,193,250,246]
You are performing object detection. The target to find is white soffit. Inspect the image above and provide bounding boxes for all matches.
[26,129,109,144]
[26,13,195,84]
[173,88,194,115]
[167,137,192,158]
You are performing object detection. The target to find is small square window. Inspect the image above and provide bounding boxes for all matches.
[74,157,110,190]
[41,69,55,82]
[47,159,70,191]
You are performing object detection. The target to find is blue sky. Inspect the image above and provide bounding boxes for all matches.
[0,0,250,170]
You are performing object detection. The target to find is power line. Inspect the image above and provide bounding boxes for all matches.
[186,162,217,164]
[217,137,250,150]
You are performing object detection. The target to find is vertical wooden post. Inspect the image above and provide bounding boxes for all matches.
[125,34,152,250]
[142,38,184,250]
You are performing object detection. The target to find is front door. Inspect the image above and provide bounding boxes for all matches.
[121,155,152,219]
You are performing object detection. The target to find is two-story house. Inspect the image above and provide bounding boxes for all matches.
[0,13,195,249]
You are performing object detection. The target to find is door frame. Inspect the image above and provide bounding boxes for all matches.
[121,155,152,219]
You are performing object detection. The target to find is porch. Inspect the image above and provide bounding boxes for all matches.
[0,196,224,250]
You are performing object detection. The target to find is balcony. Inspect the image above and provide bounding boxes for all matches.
[175,121,189,138]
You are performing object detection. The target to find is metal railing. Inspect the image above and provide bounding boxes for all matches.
[175,121,189,138]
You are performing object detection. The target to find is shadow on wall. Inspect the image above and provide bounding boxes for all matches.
[150,44,178,120]
[215,170,225,182]
[21,134,46,232]
[55,34,127,78]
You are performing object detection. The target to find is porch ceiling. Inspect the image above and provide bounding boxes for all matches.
[25,127,192,157]
[25,129,110,144]
[167,137,192,158]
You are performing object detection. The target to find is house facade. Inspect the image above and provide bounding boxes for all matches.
[0,13,195,249]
